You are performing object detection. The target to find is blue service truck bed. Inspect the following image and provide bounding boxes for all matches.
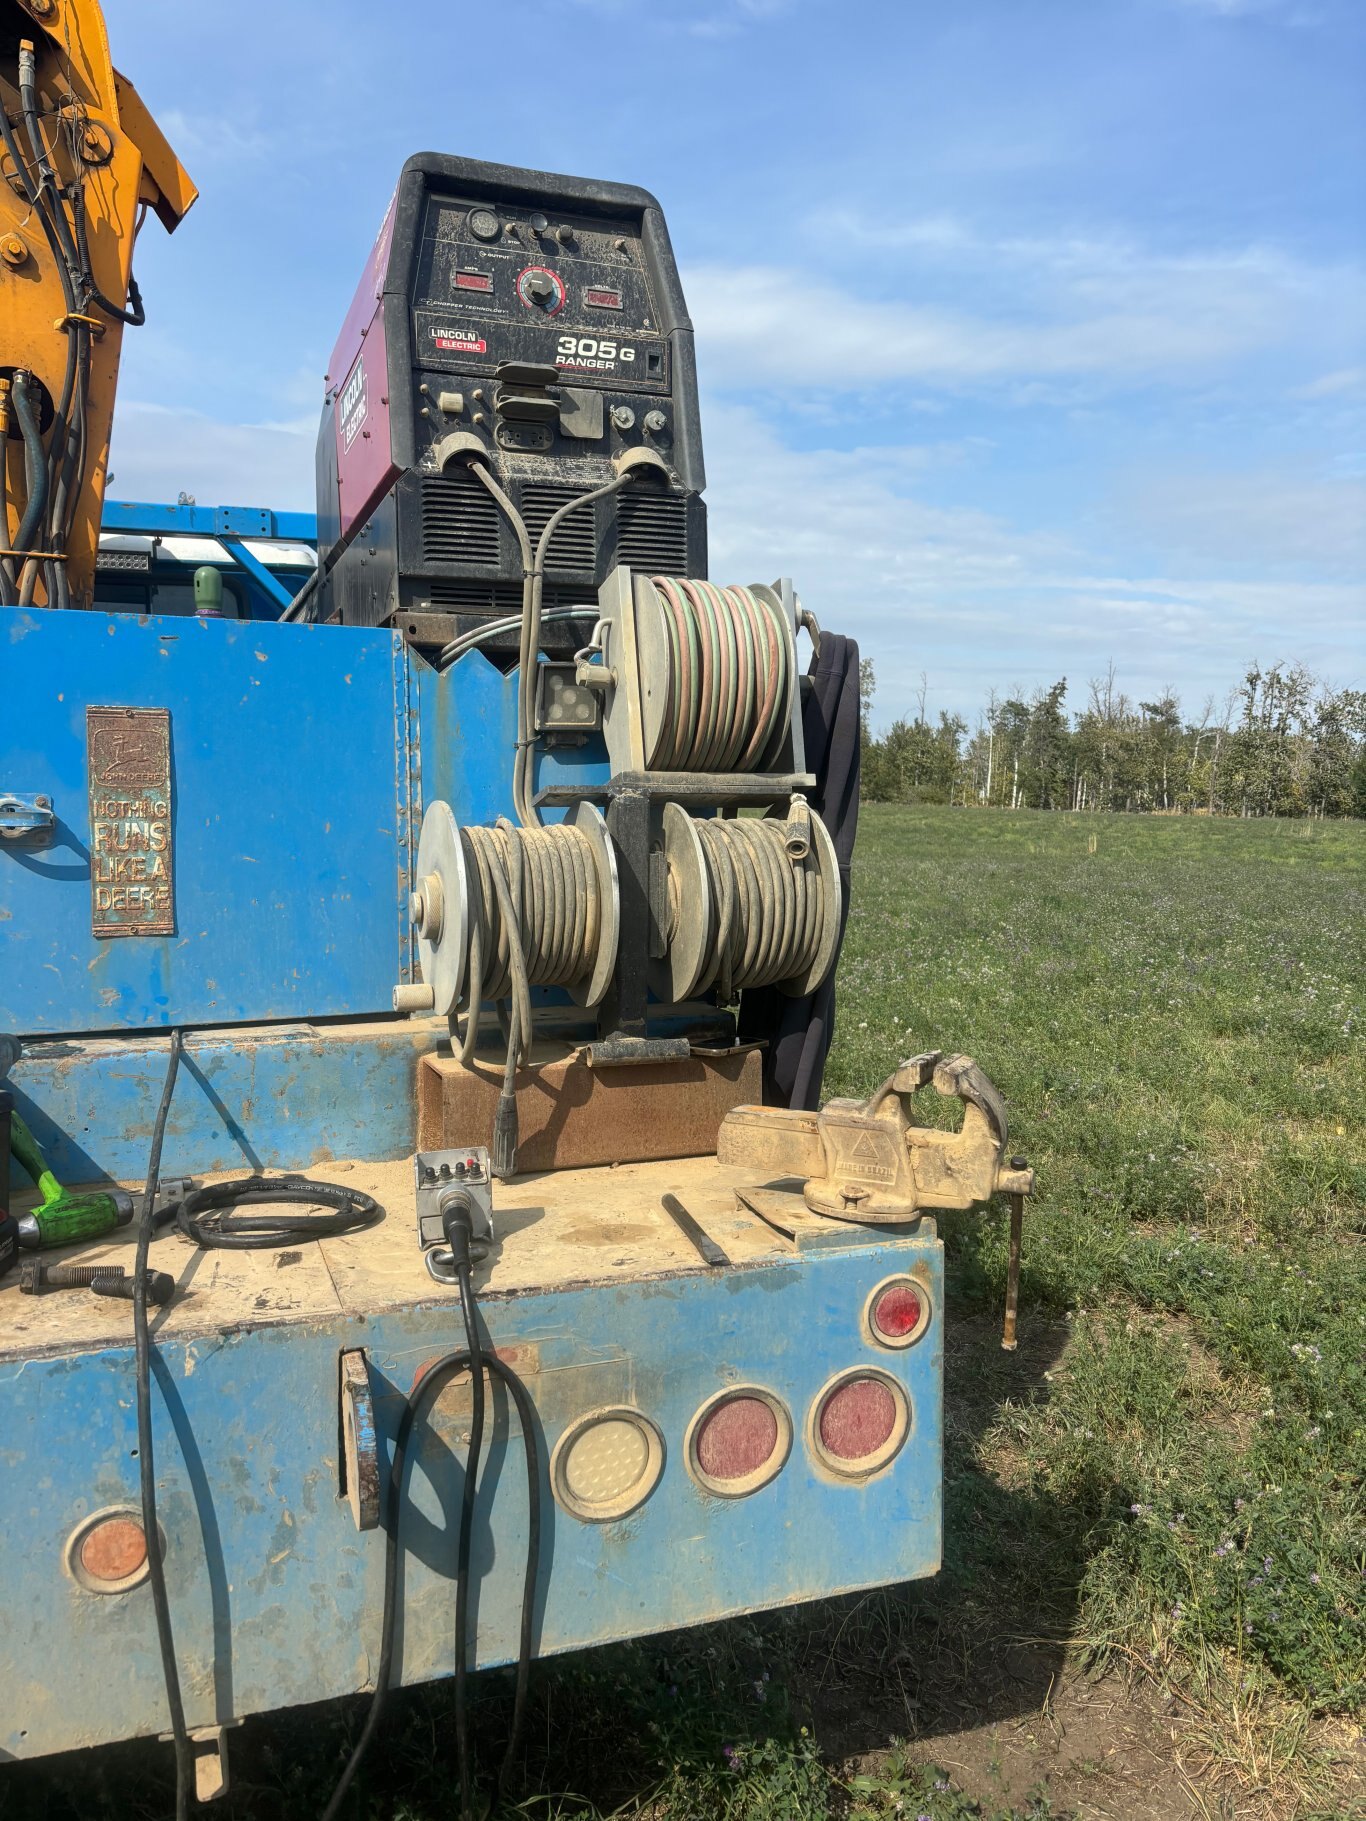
[1,600,944,1765]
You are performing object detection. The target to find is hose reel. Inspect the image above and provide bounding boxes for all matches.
[652,801,842,1004]
[410,801,620,1023]
[587,568,807,782]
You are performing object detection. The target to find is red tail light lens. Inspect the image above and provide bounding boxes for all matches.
[865,1275,930,1348]
[811,1370,910,1477]
[687,1389,792,1496]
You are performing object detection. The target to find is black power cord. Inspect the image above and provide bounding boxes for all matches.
[322,1199,542,1821]
[130,1036,391,1816]
[173,1176,381,1250]
[134,1029,192,1821]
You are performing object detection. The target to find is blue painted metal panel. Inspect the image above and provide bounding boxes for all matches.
[217,538,298,612]
[102,501,320,541]
[417,648,609,828]
[0,1234,942,1758]
[6,1022,444,1184]
[0,608,413,1033]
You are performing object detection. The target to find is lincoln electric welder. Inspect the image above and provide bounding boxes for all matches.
[1,48,1032,1807]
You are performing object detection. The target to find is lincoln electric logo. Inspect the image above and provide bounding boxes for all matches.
[339,356,368,452]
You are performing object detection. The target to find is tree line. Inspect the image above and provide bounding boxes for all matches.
[860,661,1366,818]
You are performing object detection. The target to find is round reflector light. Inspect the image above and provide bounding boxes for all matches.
[686,1388,792,1497]
[810,1370,909,1478]
[866,1275,929,1348]
[65,1506,155,1594]
[550,1408,664,1523]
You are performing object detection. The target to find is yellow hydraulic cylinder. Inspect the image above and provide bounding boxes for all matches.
[0,0,195,608]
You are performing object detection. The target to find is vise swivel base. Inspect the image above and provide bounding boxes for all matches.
[717,1051,1035,1223]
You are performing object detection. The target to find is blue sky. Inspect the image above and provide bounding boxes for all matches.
[106,0,1364,728]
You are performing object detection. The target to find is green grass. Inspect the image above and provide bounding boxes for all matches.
[7,809,1364,1821]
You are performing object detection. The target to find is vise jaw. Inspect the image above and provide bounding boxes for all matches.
[717,1052,1035,1223]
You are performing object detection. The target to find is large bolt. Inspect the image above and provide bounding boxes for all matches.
[1,234,29,269]
[91,1270,175,1305]
[20,1260,125,1293]
[28,0,54,16]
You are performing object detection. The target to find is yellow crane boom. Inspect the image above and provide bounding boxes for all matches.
[0,0,195,609]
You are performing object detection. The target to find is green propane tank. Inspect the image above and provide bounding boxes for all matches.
[194,565,224,617]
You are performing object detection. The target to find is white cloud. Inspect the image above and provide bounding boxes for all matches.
[685,221,1363,394]
[1293,367,1366,400]
[108,401,315,510]
[1115,467,1366,574]
[700,403,1362,719]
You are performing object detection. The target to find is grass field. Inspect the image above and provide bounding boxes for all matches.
[8,808,1364,1821]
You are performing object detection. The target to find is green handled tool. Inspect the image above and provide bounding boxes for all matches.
[9,1109,134,1250]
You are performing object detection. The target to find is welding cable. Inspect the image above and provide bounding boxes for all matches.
[172,1177,382,1250]
[519,473,632,825]
[461,458,633,827]
[277,563,322,622]
[463,461,537,822]
[319,1333,543,1821]
[436,605,590,668]
[133,1028,194,1821]
[691,816,828,1003]
[647,577,792,774]
[454,817,603,1175]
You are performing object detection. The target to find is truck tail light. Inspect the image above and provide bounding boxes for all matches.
[866,1276,930,1348]
[550,1409,664,1523]
[686,1389,791,1497]
[810,1370,909,1478]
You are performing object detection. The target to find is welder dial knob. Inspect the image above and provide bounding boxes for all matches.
[517,265,566,313]
[469,208,500,241]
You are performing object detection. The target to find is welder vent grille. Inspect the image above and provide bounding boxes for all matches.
[421,473,500,566]
[519,484,597,572]
[428,578,594,619]
[617,487,688,573]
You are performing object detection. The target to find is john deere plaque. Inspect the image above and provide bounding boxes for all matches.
[86,706,174,937]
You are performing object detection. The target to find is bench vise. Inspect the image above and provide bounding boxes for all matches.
[717,1052,1035,1223]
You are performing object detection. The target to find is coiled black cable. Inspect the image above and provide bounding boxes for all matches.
[173,1176,382,1250]
[320,1316,542,1821]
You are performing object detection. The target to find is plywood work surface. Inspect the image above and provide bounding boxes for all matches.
[1,1155,805,1359]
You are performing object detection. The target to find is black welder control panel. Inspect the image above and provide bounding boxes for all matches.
[411,197,670,393]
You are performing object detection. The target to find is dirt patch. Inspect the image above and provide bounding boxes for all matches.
[842,1654,1207,1819]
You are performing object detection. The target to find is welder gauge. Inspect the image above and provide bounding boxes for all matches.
[413,800,469,1017]
[468,208,500,241]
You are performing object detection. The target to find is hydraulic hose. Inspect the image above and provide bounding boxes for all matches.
[11,372,48,558]
[0,378,14,608]
[18,45,82,283]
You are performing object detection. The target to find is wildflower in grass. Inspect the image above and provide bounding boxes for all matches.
[1311,1573,1321,1585]
[722,1744,736,1764]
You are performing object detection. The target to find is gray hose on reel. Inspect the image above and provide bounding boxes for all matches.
[693,817,826,1003]
[456,818,605,1175]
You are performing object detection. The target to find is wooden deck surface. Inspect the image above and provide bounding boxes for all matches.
[2,1154,799,1357]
